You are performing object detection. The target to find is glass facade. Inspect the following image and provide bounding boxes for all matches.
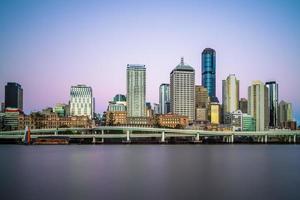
[265,81,278,128]
[202,48,216,98]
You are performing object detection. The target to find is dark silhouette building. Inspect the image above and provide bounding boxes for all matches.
[5,82,23,111]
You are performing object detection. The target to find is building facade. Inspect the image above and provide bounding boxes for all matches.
[202,48,216,99]
[159,83,170,114]
[248,81,269,131]
[209,102,220,125]
[222,74,239,124]
[127,64,146,117]
[266,81,278,128]
[70,85,94,119]
[242,114,256,131]
[5,82,23,111]
[239,98,248,113]
[170,58,195,122]
[158,114,189,129]
[195,85,209,108]
[278,100,293,127]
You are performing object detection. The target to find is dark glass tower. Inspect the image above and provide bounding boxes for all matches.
[266,81,278,128]
[5,82,23,111]
[202,48,216,100]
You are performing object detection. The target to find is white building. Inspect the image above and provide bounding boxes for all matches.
[170,58,195,122]
[222,74,239,124]
[70,85,94,119]
[248,80,269,131]
[127,64,146,117]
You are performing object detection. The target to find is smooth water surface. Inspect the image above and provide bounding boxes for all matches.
[0,145,299,200]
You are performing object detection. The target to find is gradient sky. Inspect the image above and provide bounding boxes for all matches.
[0,0,300,123]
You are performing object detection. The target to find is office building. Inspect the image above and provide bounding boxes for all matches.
[195,85,209,108]
[248,81,269,131]
[202,48,216,99]
[53,103,68,117]
[242,114,256,131]
[70,85,94,119]
[5,82,23,111]
[108,94,127,112]
[209,102,220,125]
[170,58,195,122]
[278,100,293,127]
[153,103,160,115]
[231,110,243,131]
[266,81,278,128]
[195,107,208,121]
[127,64,146,117]
[239,98,248,113]
[159,84,170,114]
[222,74,239,124]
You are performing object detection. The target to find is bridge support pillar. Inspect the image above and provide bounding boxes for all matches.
[101,130,104,143]
[288,136,292,143]
[195,133,200,142]
[55,131,58,136]
[264,135,268,144]
[92,137,96,144]
[231,134,234,143]
[161,131,165,143]
[126,130,130,142]
[294,135,297,144]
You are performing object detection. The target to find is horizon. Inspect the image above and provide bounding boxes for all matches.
[0,0,299,123]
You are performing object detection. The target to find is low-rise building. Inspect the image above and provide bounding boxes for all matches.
[158,114,188,129]
[231,110,243,131]
[106,111,127,126]
[242,114,256,131]
[127,117,154,127]
[4,108,22,131]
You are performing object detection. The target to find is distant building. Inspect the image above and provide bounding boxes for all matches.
[127,64,146,117]
[222,74,239,124]
[209,102,220,125]
[159,84,170,114]
[108,94,127,112]
[127,117,153,127]
[170,58,195,122]
[202,48,216,99]
[278,100,293,128]
[242,114,256,131]
[145,102,153,118]
[195,85,209,108]
[53,103,68,117]
[281,121,297,130]
[266,81,279,128]
[5,82,23,111]
[1,102,5,113]
[4,108,23,130]
[153,103,160,115]
[231,110,243,131]
[70,85,94,119]
[0,113,5,130]
[239,98,248,113]
[106,111,127,126]
[195,107,208,121]
[158,114,189,129]
[248,81,269,131]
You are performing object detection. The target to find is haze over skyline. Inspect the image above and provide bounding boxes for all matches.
[0,0,300,123]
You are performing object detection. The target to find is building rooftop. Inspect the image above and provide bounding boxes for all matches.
[173,57,194,72]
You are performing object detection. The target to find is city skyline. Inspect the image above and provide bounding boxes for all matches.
[0,0,300,123]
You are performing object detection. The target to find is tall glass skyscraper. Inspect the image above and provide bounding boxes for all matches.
[265,81,278,128]
[159,83,170,114]
[5,82,23,111]
[127,64,146,117]
[202,48,216,100]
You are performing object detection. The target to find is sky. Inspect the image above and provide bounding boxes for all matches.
[0,0,300,123]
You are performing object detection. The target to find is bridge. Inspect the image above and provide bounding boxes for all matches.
[0,126,300,144]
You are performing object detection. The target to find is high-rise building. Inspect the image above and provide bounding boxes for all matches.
[127,64,146,117]
[170,58,195,122]
[248,81,269,131]
[278,100,293,127]
[209,102,220,125]
[239,98,248,113]
[159,84,170,114]
[153,103,160,115]
[70,85,94,119]
[5,82,23,111]
[195,85,209,108]
[222,74,239,124]
[202,48,216,99]
[265,81,279,128]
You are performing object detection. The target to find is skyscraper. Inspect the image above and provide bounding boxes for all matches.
[239,98,248,114]
[278,100,293,127]
[248,81,269,131]
[70,85,94,119]
[127,64,146,117]
[159,83,170,114]
[5,82,23,111]
[195,85,208,108]
[202,48,216,100]
[222,74,239,123]
[265,81,279,128]
[170,58,195,122]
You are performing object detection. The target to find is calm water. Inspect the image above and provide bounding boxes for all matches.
[0,145,300,200]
